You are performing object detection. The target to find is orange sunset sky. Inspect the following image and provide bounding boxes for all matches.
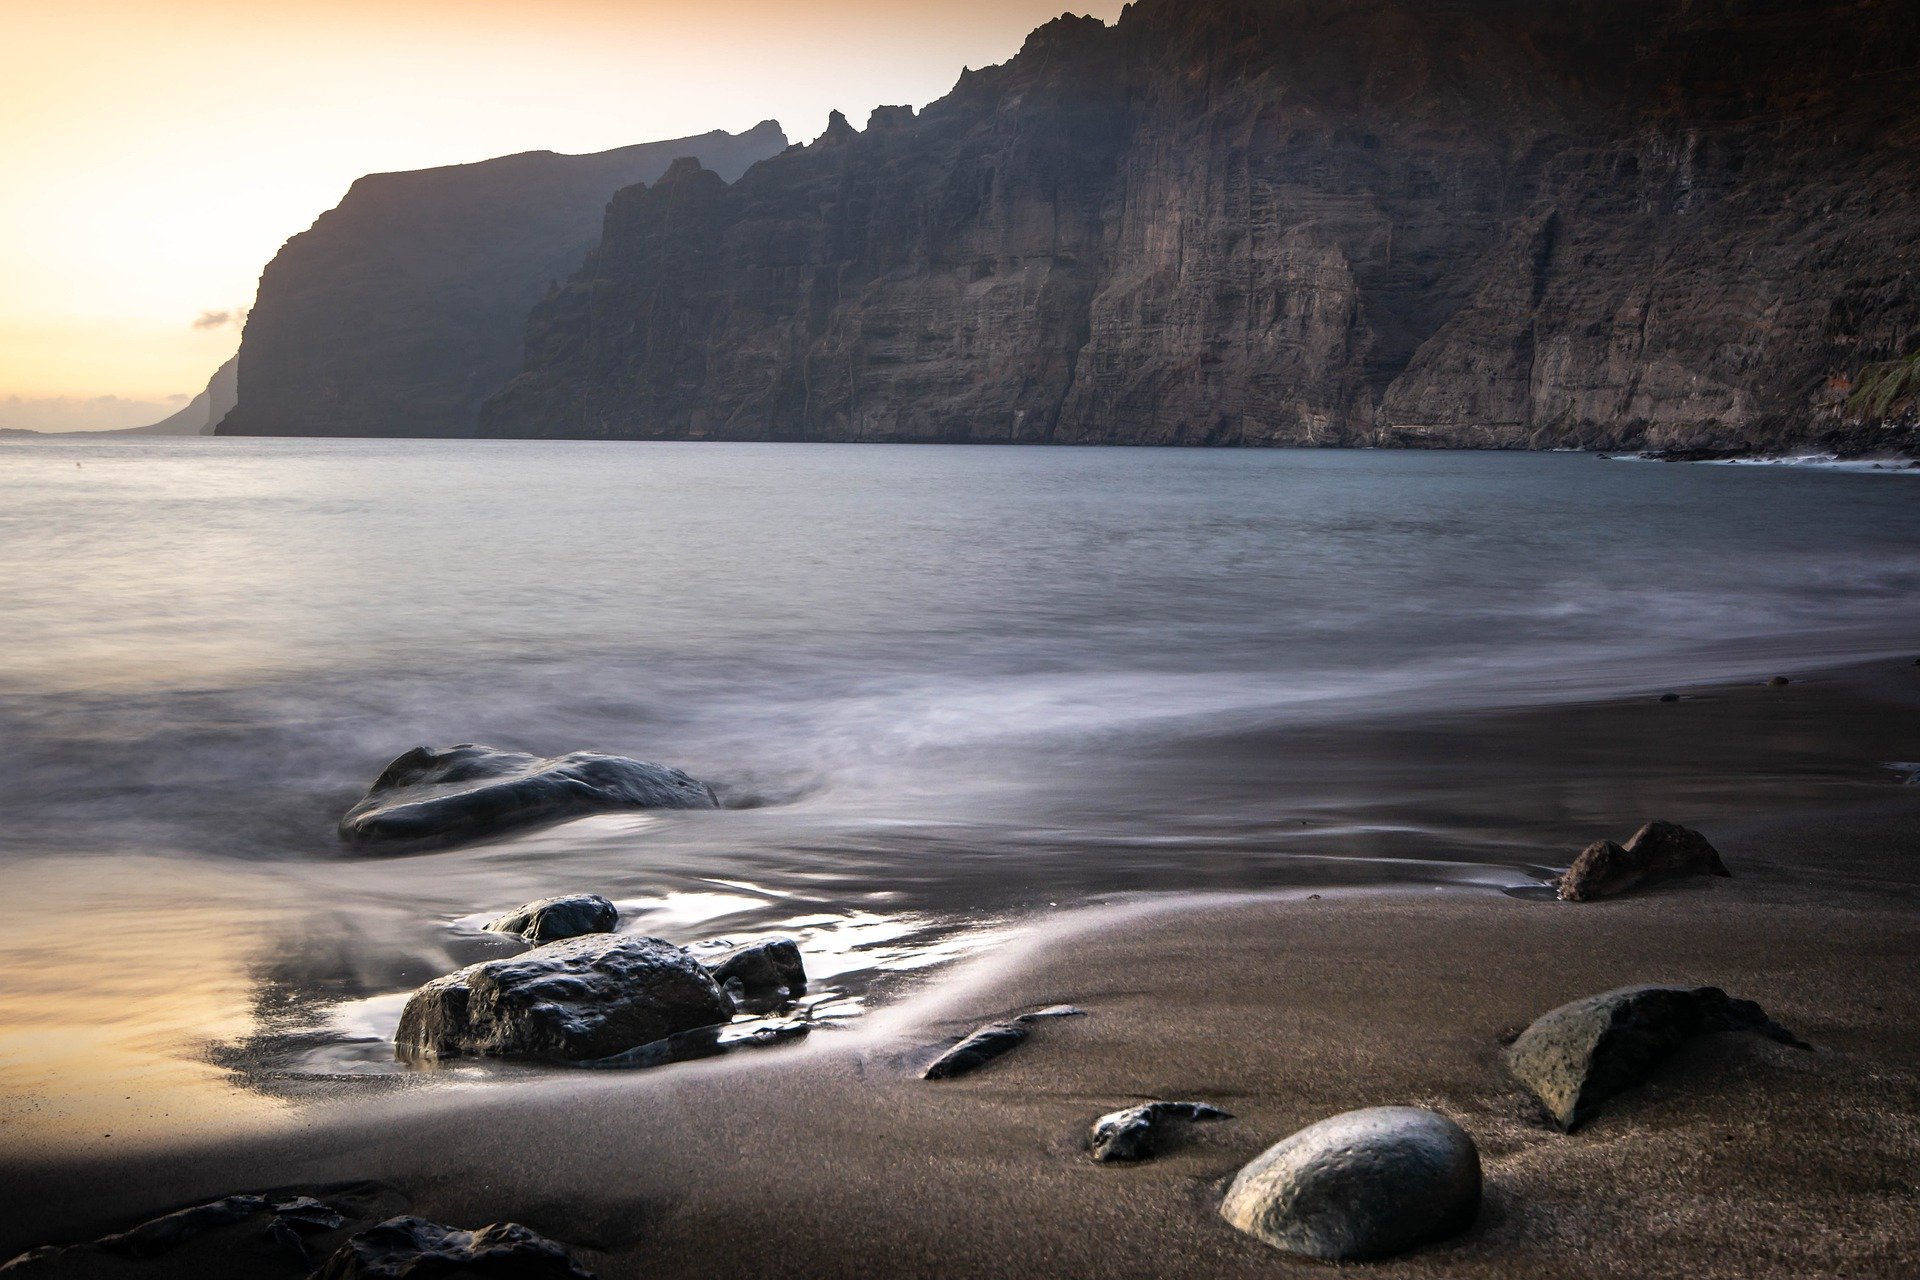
[0,0,1123,430]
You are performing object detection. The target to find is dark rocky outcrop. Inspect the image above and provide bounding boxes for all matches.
[339,744,717,847]
[1220,1106,1481,1260]
[0,1183,405,1276]
[312,1217,593,1280]
[1089,1100,1231,1162]
[922,1021,1029,1080]
[1558,821,1731,901]
[218,123,786,438]
[480,0,1920,456]
[394,934,733,1064]
[697,937,807,1012]
[484,894,618,944]
[1506,984,1806,1129]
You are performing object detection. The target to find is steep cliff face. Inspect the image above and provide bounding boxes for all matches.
[482,0,1920,452]
[218,122,787,438]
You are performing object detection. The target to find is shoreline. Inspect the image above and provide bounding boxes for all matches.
[2,663,1918,1276]
[4,801,1917,1276]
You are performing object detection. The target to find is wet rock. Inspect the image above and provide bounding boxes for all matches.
[1658,692,1682,703]
[484,894,617,944]
[923,1022,1028,1080]
[1220,1106,1481,1261]
[1506,984,1806,1129]
[312,1216,593,1280]
[1089,1101,1231,1162]
[700,937,807,1012]
[340,743,716,847]
[1766,675,1792,686]
[583,1015,812,1070]
[395,934,733,1064]
[1557,820,1730,901]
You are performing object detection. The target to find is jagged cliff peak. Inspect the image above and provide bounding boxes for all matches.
[452,0,1915,455]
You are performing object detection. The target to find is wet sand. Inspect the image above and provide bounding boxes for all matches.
[3,669,1918,1278]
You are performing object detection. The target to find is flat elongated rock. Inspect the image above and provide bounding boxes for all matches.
[313,1216,594,1280]
[1558,820,1730,900]
[1506,984,1804,1129]
[340,743,717,846]
[922,1021,1028,1080]
[1220,1106,1481,1261]
[484,894,617,943]
[702,937,807,1012]
[1089,1101,1231,1162]
[395,934,733,1064]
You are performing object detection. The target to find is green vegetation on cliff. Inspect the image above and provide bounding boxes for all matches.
[1849,354,1920,420]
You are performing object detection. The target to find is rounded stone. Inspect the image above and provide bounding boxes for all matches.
[484,894,617,943]
[1219,1106,1481,1261]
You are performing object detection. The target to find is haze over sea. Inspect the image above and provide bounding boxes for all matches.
[1,437,1916,1149]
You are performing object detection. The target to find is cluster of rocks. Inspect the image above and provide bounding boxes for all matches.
[323,745,814,1068]
[399,918,809,1066]
[1556,820,1730,901]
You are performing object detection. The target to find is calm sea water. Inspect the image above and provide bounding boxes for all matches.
[1,437,1916,1148]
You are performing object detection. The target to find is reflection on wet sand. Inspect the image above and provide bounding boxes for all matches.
[0,858,292,1150]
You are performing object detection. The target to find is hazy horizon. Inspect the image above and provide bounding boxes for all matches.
[0,0,1123,429]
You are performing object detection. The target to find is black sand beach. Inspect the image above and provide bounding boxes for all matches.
[4,662,1916,1278]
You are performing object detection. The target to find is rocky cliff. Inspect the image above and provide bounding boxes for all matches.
[125,356,236,435]
[217,122,787,437]
[481,0,1920,454]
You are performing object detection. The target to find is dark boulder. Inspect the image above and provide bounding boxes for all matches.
[484,894,617,944]
[1506,984,1806,1129]
[1220,1107,1481,1260]
[1557,821,1730,901]
[700,937,807,1012]
[340,744,717,847]
[395,934,733,1064]
[922,1022,1029,1080]
[312,1217,593,1280]
[1089,1100,1231,1162]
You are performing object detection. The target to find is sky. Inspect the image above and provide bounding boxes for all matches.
[0,0,1123,430]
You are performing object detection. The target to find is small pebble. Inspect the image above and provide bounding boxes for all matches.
[1766,676,1791,687]
[1659,692,1681,703]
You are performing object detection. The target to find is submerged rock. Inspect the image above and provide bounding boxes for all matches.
[339,743,717,846]
[312,1216,593,1280]
[395,934,733,1064]
[701,937,807,1012]
[1089,1100,1231,1162]
[1506,984,1806,1129]
[484,894,617,943]
[1557,820,1730,901]
[1220,1106,1481,1260]
[922,1022,1029,1080]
